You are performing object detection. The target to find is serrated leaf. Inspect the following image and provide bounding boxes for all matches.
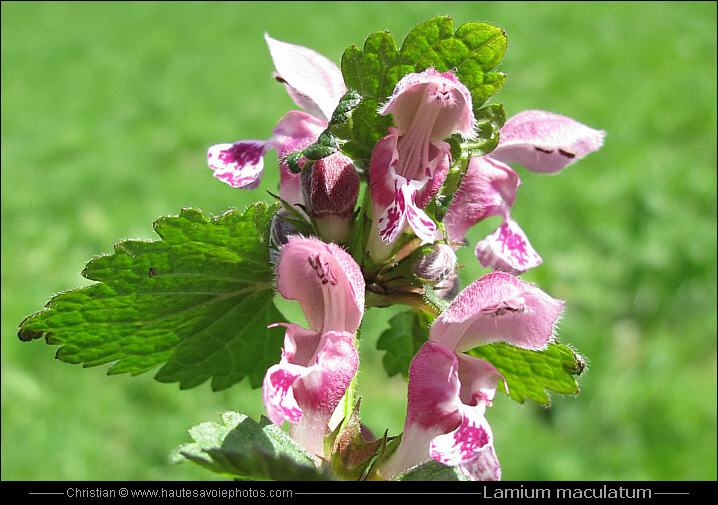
[376,310,432,379]
[339,30,402,168]
[18,203,285,390]
[469,342,585,405]
[342,30,404,101]
[400,16,507,113]
[466,102,508,157]
[338,99,394,169]
[173,411,329,481]
[338,16,507,169]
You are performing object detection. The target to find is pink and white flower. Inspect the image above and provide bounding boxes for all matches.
[445,110,605,274]
[208,110,326,206]
[207,35,346,207]
[379,272,564,480]
[491,109,605,175]
[264,34,347,125]
[379,342,503,481]
[263,236,364,462]
[430,271,564,353]
[368,68,476,260]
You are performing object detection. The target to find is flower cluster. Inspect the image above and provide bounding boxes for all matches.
[207,31,603,480]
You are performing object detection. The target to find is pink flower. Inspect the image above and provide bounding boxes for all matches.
[207,35,346,207]
[208,111,326,205]
[263,326,359,463]
[368,68,476,260]
[263,236,365,462]
[275,236,365,333]
[379,272,564,480]
[431,271,564,352]
[491,109,605,174]
[379,342,503,481]
[264,34,347,125]
[443,156,520,247]
[445,110,605,274]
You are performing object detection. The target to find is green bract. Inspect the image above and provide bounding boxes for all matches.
[172,411,328,481]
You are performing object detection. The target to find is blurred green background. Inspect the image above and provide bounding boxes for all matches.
[2,1,715,481]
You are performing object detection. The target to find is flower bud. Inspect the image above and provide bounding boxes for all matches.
[301,152,359,243]
[412,243,457,282]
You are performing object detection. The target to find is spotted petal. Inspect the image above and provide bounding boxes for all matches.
[263,324,321,426]
[430,405,501,481]
[378,342,502,481]
[492,110,605,174]
[276,236,365,334]
[377,175,437,245]
[207,140,269,189]
[474,217,542,275]
[262,326,359,461]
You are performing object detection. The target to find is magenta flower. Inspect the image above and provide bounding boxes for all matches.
[263,326,359,463]
[368,68,476,260]
[208,111,326,205]
[445,110,605,274]
[207,35,346,206]
[379,272,564,480]
[379,342,503,480]
[263,236,365,462]
[274,236,365,333]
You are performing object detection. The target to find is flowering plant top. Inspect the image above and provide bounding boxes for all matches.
[18,15,603,481]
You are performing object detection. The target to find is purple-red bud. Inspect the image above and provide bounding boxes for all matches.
[301,152,359,242]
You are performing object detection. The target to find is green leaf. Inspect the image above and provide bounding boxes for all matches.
[18,203,285,390]
[376,309,432,379]
[394,459,468,481]
[338,15,507,169]
[400,16,507,113]
[469,342,586,405]
[339,30,403,168]
[342,30,406,101]
[172,411,329,481]
[465,103,508,156]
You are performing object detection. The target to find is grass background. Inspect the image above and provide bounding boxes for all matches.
[2,1,715,481]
